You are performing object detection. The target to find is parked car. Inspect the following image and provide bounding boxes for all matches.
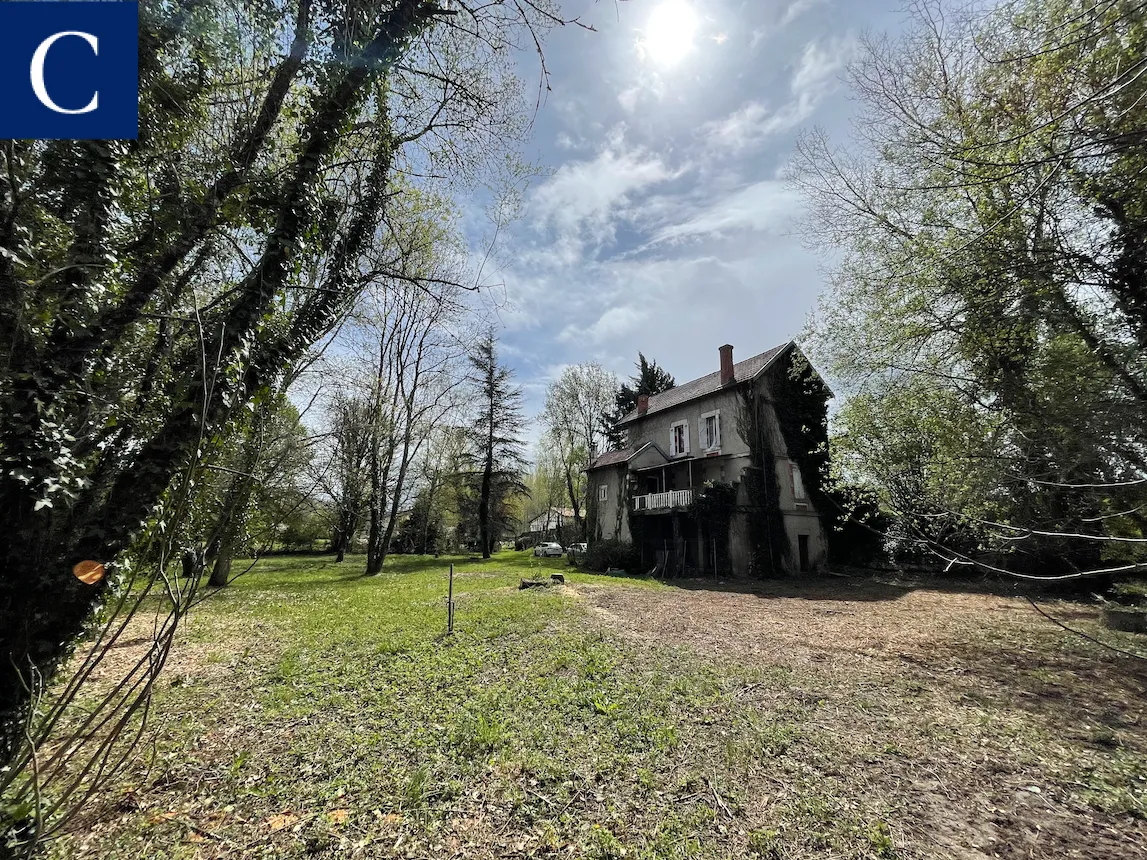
[533,542,564,557]
[568,543,587,554]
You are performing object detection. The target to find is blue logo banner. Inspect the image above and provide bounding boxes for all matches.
[0,1,139,140]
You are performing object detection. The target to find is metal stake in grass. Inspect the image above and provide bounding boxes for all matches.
[447,562,455,635]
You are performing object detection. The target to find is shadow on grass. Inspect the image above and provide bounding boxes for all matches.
[627,565,1112,605]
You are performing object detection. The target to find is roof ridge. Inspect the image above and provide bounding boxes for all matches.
[616,342,792,425]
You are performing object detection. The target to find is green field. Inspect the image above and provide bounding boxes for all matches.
[49,552,1146,859]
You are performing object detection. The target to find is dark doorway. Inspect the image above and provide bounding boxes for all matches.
[798,534,810,572]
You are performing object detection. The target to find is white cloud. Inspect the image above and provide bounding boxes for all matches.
[703,32,856,152]
[781,0,829,28]
[529,130,678,259]
[791,33,856,97]
[617,84,641,113]
[653,180,801,244]
[560,305,648,345]
[751,0,829,52]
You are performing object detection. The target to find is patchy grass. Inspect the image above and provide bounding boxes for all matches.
[45,554,1147,859]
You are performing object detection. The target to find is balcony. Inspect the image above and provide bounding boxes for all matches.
[632,488,693,512]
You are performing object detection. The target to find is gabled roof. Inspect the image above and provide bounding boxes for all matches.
[587,448,635,469]
[586,440,665,472]
[617,342,792,425]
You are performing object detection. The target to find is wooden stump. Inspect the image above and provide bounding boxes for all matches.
[519,578,548,590]
[550,574,565,584]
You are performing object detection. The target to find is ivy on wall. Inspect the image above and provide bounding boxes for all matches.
[767,349,836,541]
[689,481,737,575]
[585,480,602,543]
[736,386,790,576]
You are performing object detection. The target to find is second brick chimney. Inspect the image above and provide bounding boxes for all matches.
[637,393,650,415]
[719,344,735,385]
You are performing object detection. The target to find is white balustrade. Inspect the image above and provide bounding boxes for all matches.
[632,488,693,511]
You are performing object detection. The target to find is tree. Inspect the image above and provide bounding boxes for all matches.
[522,444,569,538]
[354,257,469,576]
[391,484,444,555]
[0,1,572,814]
[542,362,617,538]
[601,354,675,449]
[203,389,315,585]
[462,331,528,558]
[316,390,374,562]
[790,0,1147,579]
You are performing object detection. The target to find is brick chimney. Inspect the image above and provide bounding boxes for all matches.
[719,344,735,385]
[637,393,649,415]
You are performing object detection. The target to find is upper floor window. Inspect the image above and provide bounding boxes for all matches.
[791,462,807,502]
[670,419,689,456]
[598,484,608,501]
[700,410,721,451]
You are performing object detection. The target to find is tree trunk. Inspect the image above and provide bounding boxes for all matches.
[181,547,203,579]
[564,469,583,541]
[479,455,493,559]
[209,543,233,587]
[0,1,428,770]
[421,471,439,555]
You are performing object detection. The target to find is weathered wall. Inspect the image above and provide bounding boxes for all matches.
[784,510,828,571]
[588,463,630,542]
[624,387,751,460]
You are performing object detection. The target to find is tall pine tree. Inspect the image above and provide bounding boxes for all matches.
[463,331,528,558]
[601,353,676,449]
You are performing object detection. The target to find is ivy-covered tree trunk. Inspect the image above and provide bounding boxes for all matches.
[0,0,431,772]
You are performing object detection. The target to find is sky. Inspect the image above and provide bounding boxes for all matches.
[471,0,911,438]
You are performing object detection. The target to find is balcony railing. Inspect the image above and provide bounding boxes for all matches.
[632,488,693,511]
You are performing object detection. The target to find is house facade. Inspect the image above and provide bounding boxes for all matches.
[526,507,574,536]
[586,342,831,576]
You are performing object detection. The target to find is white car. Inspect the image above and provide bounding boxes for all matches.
[533,542,564,557]
[568,543,588,554]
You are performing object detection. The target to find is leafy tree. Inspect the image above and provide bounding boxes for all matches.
[202,389,315,584]
[461,331,528,557]
[391,485,444,555]
[601,353,675,449]
[317,391,374,562]
[790,0,1147,579]
[541,362,617,537]
[0,0,568,794]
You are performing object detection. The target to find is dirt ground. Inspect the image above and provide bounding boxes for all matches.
[577,577,1147,860]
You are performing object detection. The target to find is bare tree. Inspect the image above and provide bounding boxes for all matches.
[542,363,618,539]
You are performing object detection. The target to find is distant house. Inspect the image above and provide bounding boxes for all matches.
[586,342,832,576]
[526,507,574,535]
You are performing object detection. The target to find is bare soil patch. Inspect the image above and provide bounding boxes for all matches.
[578,577,1147,860]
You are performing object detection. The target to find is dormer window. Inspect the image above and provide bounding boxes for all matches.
[670,419,689,457]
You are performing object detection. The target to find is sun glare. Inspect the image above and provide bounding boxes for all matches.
[642,0,700,66]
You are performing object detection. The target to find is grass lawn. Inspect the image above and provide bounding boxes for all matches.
[48,552,1147,859]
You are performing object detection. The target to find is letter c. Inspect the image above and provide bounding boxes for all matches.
[30,31,99,115]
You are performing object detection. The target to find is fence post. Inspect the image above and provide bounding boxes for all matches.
[447,562,455,635]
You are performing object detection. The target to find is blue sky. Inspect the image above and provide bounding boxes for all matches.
[473,0,910,429]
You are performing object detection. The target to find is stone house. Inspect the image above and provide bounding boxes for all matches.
[586,342,832,576]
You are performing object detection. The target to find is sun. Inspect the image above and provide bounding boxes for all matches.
[641,0,700,66]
